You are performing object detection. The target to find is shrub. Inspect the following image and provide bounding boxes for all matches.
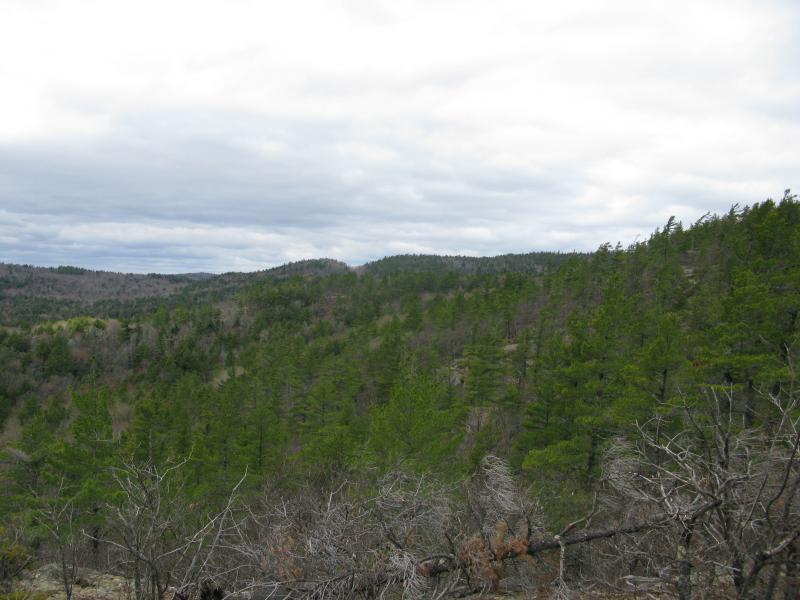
[0,526,31,587]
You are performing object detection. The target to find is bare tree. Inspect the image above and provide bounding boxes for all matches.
[54,384,797,599]
[211,384,800,600]
[37,479,80,600]
[215,458,552,599]
[97,458,245,600]
[602,387,800,599]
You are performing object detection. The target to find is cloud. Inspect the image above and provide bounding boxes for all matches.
[0,0,798,272]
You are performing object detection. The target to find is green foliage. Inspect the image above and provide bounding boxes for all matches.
[1,195,799,538]
[365,356,463,473]
[0,526,30,584]
[66,316,98,335]
[55,266,88,275]
[35,333,79,377]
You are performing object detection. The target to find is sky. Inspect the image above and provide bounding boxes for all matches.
[1,0,798,273]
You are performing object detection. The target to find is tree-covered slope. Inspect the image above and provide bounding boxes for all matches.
[360,251,581,276]
[2,196,798,482]
[1,194,799,597]
[0,253,574,327]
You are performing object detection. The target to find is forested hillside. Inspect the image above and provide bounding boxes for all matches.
[0,259,347,326]
[0,254,571,327]
[359,251,580,276]
[1,195,799,599]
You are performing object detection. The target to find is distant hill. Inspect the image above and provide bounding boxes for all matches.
[360,251,584,276]
[0,263,195,301]
[0,253,578,326]
[0,259,351,325]
[0,263,200,326]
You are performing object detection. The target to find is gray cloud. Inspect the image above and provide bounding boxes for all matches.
[0,0,799,272]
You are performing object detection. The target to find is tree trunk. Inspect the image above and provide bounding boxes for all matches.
[785,541,800,600]
[675,526,694,600]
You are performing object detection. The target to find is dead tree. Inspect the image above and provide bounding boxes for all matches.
[217,456,741,598]
[37,479,80,600]
[602,387,800,599]
[97,458,245,600]
[213,384,800,600]
[216,458,556,599]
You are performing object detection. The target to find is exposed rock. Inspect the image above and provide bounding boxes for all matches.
[14,564,132,600]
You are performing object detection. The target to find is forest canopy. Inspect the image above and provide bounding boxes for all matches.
[1,194,799,598]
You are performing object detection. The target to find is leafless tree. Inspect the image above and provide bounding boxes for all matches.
[37,478,80,600]
[96,458,246,600]
[210,383,800,600]
[48,382,797,599]
[214,457,552,599]
[601,386,800,599]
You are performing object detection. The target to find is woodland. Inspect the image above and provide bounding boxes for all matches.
[0,193,799,599]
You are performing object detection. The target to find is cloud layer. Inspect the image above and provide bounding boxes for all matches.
[1,0,798,272]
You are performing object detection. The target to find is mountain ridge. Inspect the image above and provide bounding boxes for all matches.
[0,252,580,326]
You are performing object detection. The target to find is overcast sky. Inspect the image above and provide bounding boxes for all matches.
[1,0,798,273]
